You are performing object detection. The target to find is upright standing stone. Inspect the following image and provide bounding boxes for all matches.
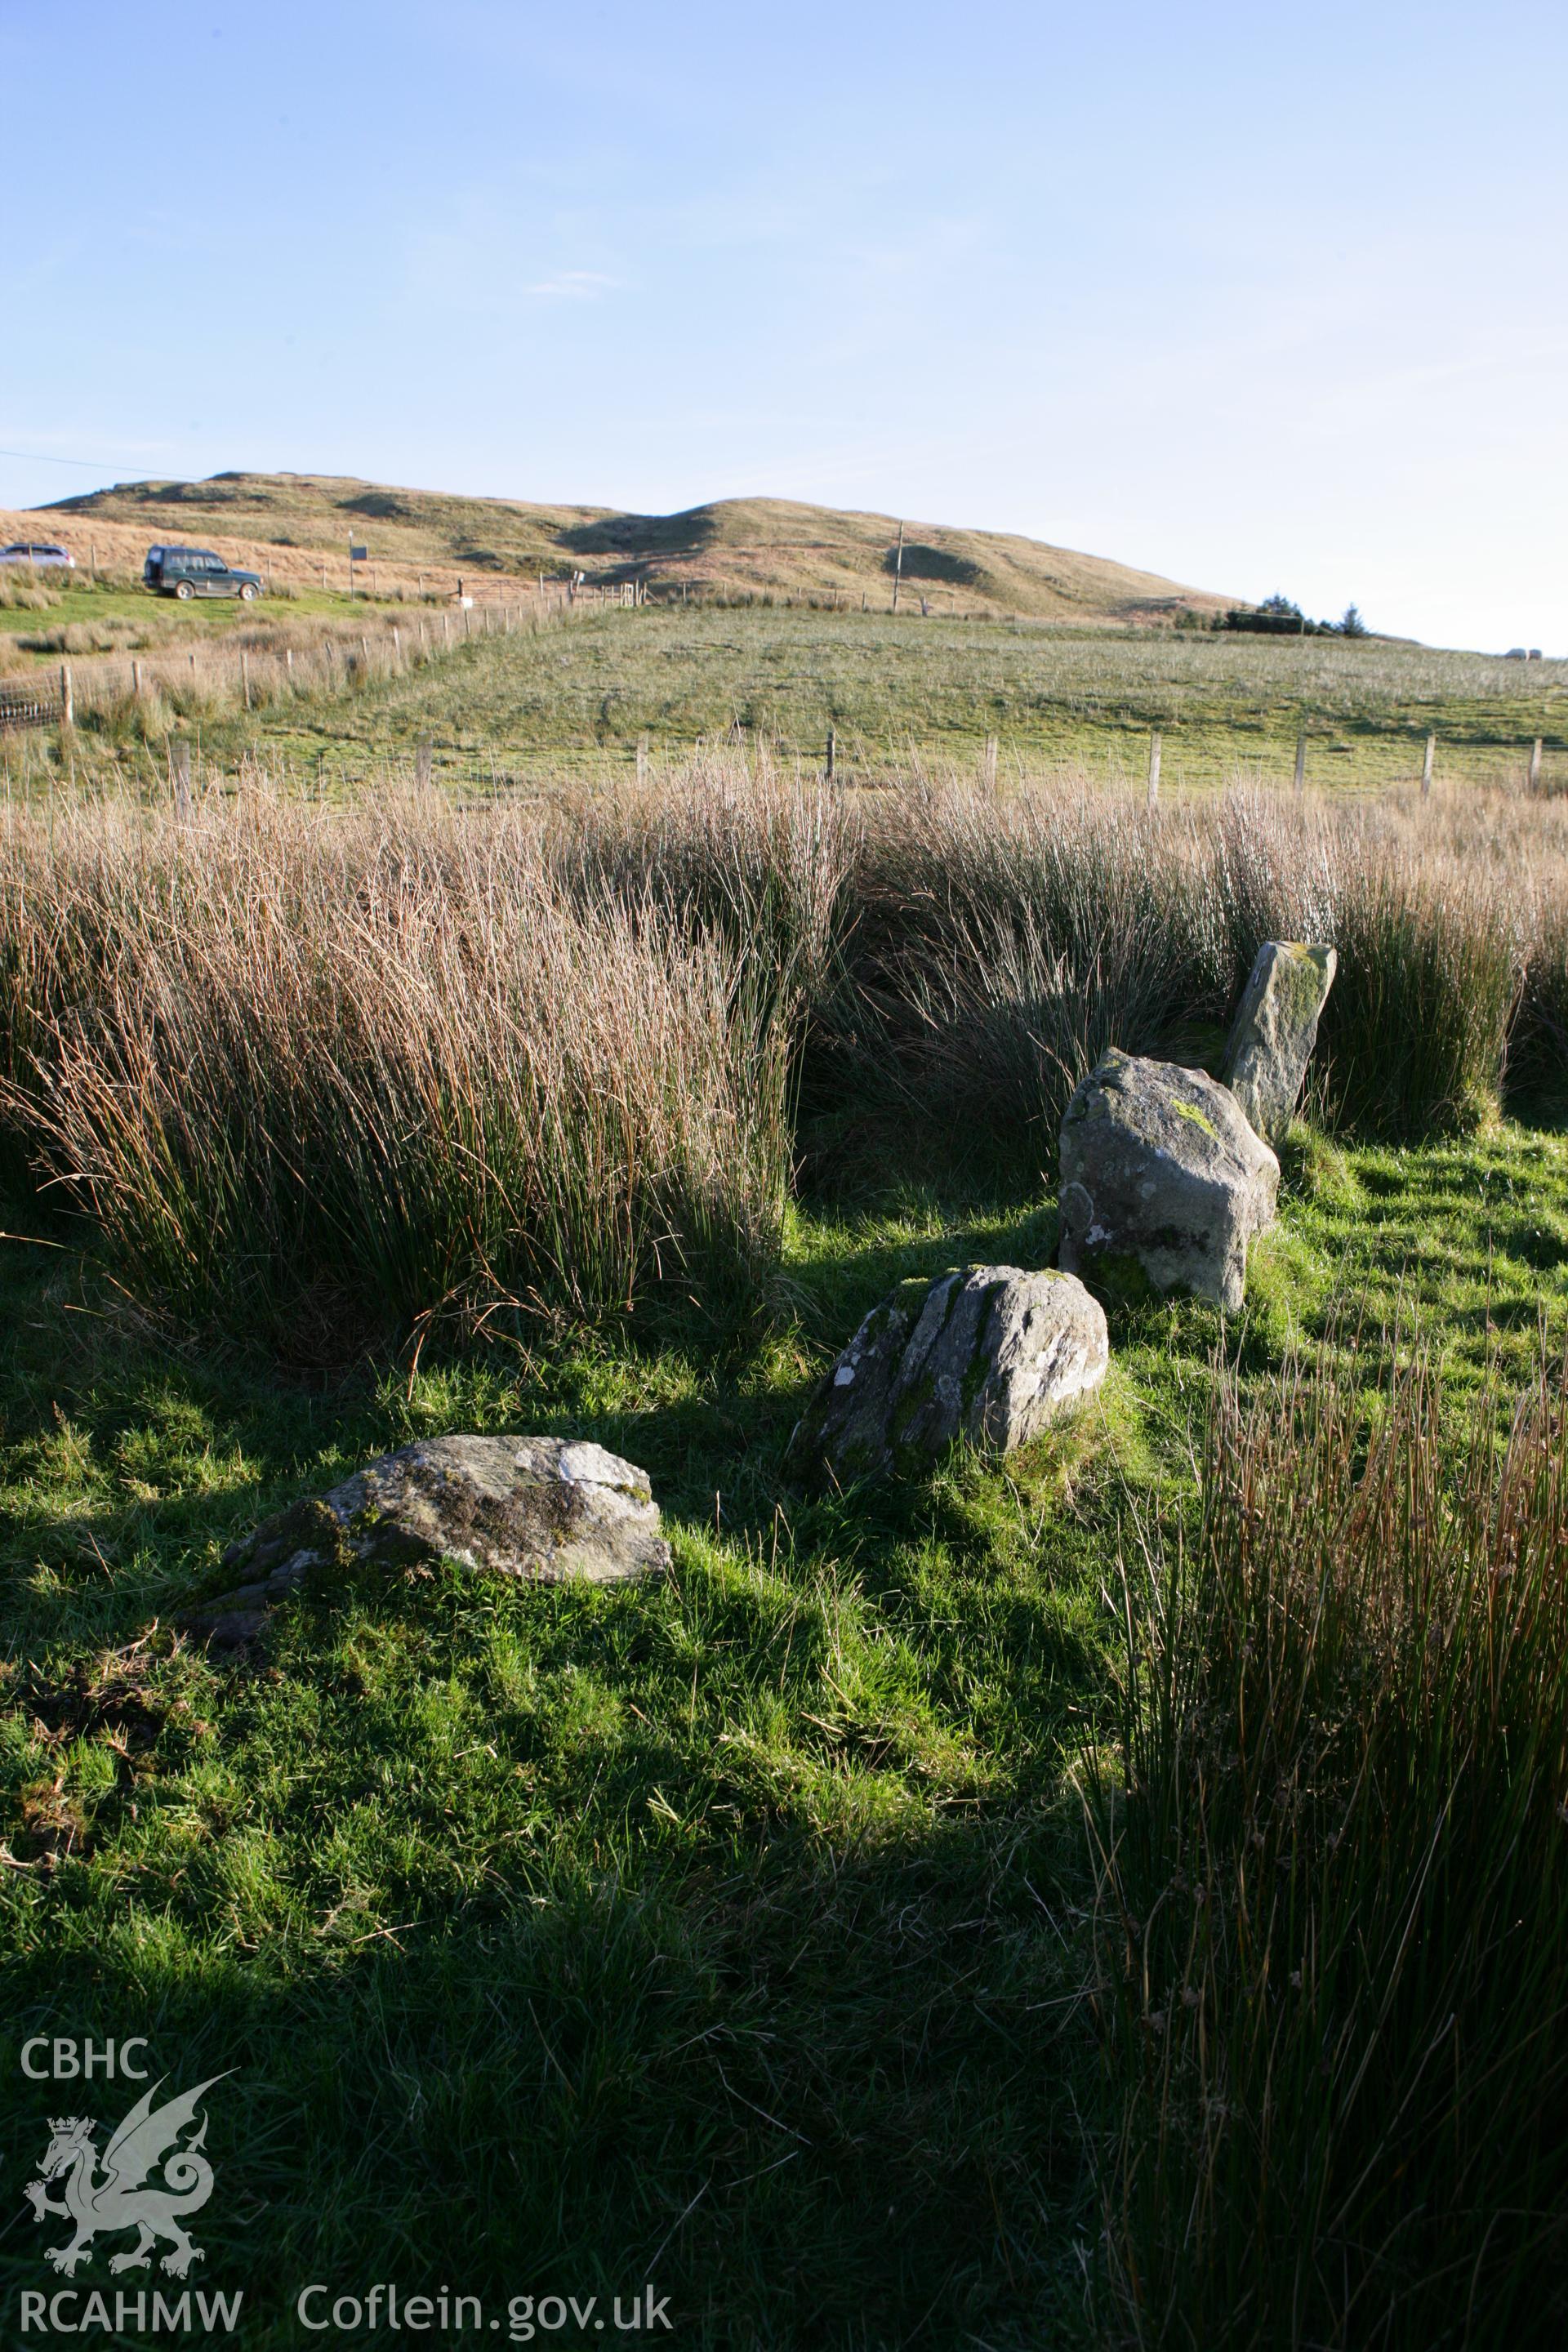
[1223,941,1337,1145]
[1058,1051,1278,1312]
[786,1264,1108,1486]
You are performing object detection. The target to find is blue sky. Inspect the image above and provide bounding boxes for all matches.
[4,0,1564,648]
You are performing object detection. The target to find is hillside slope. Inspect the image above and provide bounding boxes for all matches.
[43,471,1232,621]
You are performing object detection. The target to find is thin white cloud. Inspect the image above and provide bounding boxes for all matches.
[517,270,619,300]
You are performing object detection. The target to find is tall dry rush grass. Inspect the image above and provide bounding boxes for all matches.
[0,789,795,1352]
[1090,1343,1568,2349]
[0,763,1565,1346]
[840,780,1549,1168]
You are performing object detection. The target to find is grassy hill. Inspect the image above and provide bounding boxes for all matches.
[43,470,1234,621]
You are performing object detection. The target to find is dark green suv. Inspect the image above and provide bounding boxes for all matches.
[144,546,264,601]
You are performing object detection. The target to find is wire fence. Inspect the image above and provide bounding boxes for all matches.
[0,677,65,731]
[0,595,617,737]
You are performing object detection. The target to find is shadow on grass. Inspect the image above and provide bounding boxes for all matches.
[0,1181,1117,2345]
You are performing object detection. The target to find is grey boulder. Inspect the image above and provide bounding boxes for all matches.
[184,1435,670,1646]
[1058,1050,1278,1312]
[1223,941,1337,1145]
[786,1263,1108,1486]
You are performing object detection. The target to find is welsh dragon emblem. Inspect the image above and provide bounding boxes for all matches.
[24,2074,229,2278]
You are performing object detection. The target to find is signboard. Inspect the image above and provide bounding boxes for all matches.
[349,545,369,564]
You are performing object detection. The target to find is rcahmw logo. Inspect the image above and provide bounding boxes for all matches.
[16,2038,243,2333]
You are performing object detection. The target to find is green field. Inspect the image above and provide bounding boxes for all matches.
[8,588,1566,796]
[203,607,1568,792]
[5,1104,1566,2345]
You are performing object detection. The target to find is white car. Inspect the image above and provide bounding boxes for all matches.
[0,541,75,568]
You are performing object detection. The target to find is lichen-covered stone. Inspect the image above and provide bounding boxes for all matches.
[183,1436,670,1647]
[1223,941,1337,1144]
[786,1264,1108,1486]
[1058,1051,1278,1312]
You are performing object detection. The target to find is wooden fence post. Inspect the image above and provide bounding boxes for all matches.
[240,652,251,710]
[984,735,999,793]
[636,733,649,786]
[1421,732,1436,798]
[1530,737,1544,791]
[416,737,433,790]
[60,664,74,727]
[443,612,451,648]
[1294,728,1307,794]
[825,727,836,784]
[1147,729,1162,808]
[392,625,402,667]
[172,738,192,817]
[131,660,143,700]
[286,648,293,677]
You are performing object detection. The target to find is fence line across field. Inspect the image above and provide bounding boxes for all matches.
[1,626,1564,807]
[0,590,622,733]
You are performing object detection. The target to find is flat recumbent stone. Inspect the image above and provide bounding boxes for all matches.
[183,1435,670,1646]
[786,1263,1108,1486]
[1058,1050,1278,1312]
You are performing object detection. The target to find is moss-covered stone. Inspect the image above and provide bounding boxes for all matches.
[183,1436,670,1647]
[786,1265,1108,1487]
[1058,1052,1280,1311]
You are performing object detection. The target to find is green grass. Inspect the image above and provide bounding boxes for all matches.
[229,608,1568,791]
[4,1118,1567,2344]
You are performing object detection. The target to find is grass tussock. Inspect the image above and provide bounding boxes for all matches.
[0,791,792,1355]
[1091,1340,1568,2348]
[0,571,63,612]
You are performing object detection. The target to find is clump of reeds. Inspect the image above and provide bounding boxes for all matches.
[836,786,1226,1183]
[0,790,792,1356]
[16,620,149,656]
[829,779,1552,1180]
[1505,881,1568,1113]
[1214,791,1527,1135]
[0,569,60,612]
[1089,1339,1568,2348]
[569,749,857,1022]
[4,764,1568,1348]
